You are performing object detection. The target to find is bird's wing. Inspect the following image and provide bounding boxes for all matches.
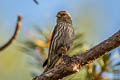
[48,24,64,65]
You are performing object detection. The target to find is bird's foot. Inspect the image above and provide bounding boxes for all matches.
[61,47,67,56]
[61,47,69,61]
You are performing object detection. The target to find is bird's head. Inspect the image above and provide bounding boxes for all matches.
[56,10,72,24]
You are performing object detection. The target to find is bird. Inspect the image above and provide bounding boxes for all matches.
[43,10,75,72]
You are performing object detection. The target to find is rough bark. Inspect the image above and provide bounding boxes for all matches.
[33,30,120,80]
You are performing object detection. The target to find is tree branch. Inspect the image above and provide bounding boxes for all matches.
[33,30,120,80]
[0,14,22,51]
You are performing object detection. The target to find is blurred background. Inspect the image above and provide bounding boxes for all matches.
[0,0,120,80]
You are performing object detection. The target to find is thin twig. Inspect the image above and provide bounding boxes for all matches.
[0,14,22,51]
[33,0,39,5]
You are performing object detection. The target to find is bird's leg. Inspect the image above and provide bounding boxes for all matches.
[61,47,67,56]
[61,47,68,61]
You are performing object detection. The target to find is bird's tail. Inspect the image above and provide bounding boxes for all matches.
[43,58,48,67]
[43,55,61,73]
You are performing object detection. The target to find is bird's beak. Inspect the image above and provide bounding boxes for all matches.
[56,14,61,18]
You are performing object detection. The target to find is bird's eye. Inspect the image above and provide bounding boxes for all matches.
[62,14,66,16]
